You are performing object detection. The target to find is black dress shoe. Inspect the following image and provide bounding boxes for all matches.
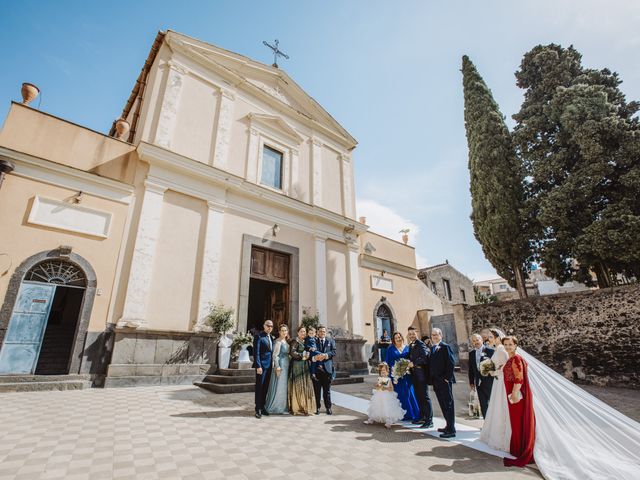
[437,427,447,432]
[261,409,270,416]
[255,411,262,419]
[315,409,320,415]
[326,408,333,415]
[411,419,424,425]
[421,421,434,429]
[440,432,456,439]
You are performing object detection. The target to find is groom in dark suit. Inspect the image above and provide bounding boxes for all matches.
[313,325,336,415]
[407,326,433,428]
[468,333,494,418]
[429,328,457,438]
[252,320,274,419]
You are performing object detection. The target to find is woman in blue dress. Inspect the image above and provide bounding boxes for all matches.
[385,332,420,421]
[264,324,290,414]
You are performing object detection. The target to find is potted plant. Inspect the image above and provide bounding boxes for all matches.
[231,331,254,364]
[301,307,320,331]
[205,302,235,368]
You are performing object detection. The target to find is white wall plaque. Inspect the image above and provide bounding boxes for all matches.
[371,275,393,293]
[28,196,112,238]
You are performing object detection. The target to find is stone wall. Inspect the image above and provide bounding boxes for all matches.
[465,285,640,388]
[105,329,218,387]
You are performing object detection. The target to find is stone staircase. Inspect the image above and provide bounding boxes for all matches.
[195,368,364,394]
[0,374,92,393]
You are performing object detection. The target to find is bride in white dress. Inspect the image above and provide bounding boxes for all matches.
[479,328,510,452]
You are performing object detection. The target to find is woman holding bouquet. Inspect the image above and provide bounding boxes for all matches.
[502,336,535,467]
[385,332,420,421]
[288,326,316,415]
[480,328,511,452]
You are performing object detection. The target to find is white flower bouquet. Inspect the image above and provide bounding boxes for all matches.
[391,358,411,384]
[479,358,496,376]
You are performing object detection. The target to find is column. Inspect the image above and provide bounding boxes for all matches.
[310,137,323,206]
[212,88,235,169]
[346,243,363,336]
[118,182,166,328]
[194,202,225,331]
[245,128,260,183]
[314,235,328,325]
[341,153,354,218]
[154,61,186,149]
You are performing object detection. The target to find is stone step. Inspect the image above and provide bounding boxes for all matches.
[203,374,254,385]
[0,374,91,384]
[217,368,255,377]
[194,375,364,395]
[0,380,91,393]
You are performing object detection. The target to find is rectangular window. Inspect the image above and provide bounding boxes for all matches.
[460,289,467,302]
[260,145,283,190]
[430,281,437,294]
[443,279,452,301]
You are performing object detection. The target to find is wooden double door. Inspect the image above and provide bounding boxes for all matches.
[248,247,290,331]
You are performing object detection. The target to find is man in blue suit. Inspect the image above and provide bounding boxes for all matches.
[313,325,336,415]
[252,319,274,419]
[429,327,456,438]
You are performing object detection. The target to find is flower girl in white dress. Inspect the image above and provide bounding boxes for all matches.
[480,328,511,451]
[365,362,406,428]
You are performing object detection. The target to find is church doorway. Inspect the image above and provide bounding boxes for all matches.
[0,260,87,375]
[247,246,290,332]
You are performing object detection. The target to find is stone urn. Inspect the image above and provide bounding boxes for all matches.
[238,343,251,365]
[114,118,130,140]
[402,233,409,245]
[217,334,233,369]
[21,83,40,105]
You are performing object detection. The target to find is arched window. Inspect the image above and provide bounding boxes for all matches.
[376,304,392,320]
[24,260,87,288]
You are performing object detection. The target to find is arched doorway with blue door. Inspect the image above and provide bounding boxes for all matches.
[372,298,397,365]
[0,250,97,375]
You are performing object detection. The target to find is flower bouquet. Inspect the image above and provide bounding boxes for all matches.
[391,358,411,384]
[479,358,496,376]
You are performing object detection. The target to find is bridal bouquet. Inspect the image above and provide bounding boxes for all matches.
[479,358,496,376]
[391,358,411,384]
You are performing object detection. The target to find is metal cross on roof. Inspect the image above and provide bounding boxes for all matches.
[263,39,289,68]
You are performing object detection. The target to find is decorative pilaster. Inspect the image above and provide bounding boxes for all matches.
[212,88,236,169]
[246,128,260,183]
[194,201,226,332]
[310,137,323,206]
[346,242,363,336]
[341,153,354,218]
[154,61,186,148]
[290,148,300,199]
[118,182,167,328]
[314,235,328,325]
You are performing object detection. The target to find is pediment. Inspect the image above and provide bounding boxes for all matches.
[246,113,303,144]
[164,31,356,148]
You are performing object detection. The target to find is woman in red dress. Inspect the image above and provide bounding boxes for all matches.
[502,336,536,467]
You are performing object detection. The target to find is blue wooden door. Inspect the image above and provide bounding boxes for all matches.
[0,282,56,374]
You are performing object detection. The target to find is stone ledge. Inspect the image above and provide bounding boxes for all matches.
[107,363,210,377]
[104,374,207,388]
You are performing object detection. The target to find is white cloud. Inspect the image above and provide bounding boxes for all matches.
[356,198,429,267]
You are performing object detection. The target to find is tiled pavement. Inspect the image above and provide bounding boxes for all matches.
[0,382,542,480]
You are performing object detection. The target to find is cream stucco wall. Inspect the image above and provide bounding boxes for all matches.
[0,175,130,332]
[146,190,207,331]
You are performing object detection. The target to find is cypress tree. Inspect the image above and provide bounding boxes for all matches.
[462,55,531,298]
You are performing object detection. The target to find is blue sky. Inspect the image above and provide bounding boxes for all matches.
[1,1,639,280]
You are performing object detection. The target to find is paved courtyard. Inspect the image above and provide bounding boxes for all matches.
[0,382,542,480]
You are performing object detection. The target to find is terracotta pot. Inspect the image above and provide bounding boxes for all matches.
[21,83,40,105]
[402,233,409,245]
[114,118,130,139]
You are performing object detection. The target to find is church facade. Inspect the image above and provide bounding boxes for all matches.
[0,31,440,386]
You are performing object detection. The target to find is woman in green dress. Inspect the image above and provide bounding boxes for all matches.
[288,326,316,415]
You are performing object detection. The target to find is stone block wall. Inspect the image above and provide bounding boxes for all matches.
[465,285,640,388]
[105,329,218,387]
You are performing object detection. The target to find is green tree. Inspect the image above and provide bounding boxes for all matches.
[462,55,531,298]
[513,44,640,287]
